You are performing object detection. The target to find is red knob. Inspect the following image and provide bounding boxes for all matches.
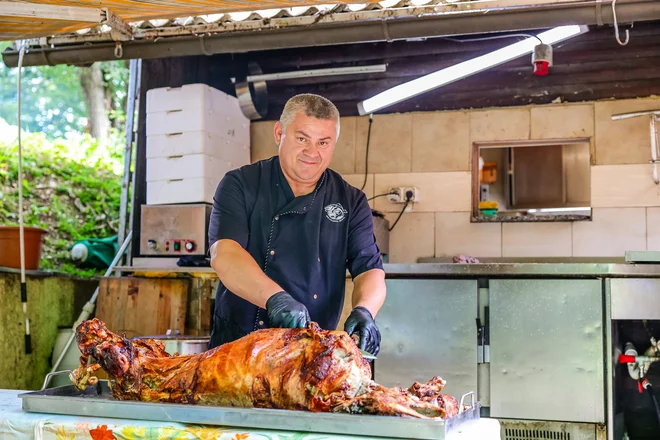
[618,354,636,364]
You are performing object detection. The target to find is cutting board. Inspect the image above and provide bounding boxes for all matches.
[96,277,190,338]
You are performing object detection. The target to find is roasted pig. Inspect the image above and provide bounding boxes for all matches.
[71,318,459,419]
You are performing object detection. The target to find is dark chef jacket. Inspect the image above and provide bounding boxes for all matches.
[207,156,383,348]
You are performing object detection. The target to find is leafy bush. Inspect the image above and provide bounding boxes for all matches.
[0,118,124,276]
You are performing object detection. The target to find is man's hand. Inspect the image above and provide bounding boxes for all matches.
[344,306,381,356]
[266,291,310,328]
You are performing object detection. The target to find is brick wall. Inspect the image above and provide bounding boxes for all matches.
[250,97,660,262]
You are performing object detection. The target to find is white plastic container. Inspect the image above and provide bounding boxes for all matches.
[146,84,244,117]
[146,84,250,146]
[147,178,219,205]
[146,130,250,163]
[144,84,251,205]
[146,109,250,145]
[146,154,238,182]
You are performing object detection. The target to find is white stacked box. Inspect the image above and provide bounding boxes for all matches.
[145,84,250,205]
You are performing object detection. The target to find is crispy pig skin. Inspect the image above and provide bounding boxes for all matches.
[73,318,458,419]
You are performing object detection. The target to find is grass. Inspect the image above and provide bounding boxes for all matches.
[0,118,124,276]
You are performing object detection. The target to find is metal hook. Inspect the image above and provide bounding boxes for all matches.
[114,41,123,58]
[612,0,630,46]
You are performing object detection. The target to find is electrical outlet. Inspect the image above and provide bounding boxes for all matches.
[387,187,420,204]
[386,188,403,203]
[403,187,420,203]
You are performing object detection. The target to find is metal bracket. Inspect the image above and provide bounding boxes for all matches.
[595,0,604,27]
[42,370,72,390]
[459,391,475,413]
[102,9,132,42]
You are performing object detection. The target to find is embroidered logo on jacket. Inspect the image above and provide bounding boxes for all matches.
[324,203,347,222]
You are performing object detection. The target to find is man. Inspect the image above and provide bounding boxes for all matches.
[207,93,386,356]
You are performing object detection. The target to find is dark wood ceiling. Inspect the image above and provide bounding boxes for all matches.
[141,20,660,120]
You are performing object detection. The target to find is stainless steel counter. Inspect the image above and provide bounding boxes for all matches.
[114,262,660,278]
[382,263,660,278]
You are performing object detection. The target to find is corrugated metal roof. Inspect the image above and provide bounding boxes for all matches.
[2,0,581,43]
[69,1,444,41]
[0,0,364,40]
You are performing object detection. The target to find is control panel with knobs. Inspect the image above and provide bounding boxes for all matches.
[145,239,197,254]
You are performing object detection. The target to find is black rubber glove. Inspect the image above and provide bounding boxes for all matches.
[344,306,381,356]
[266,291,310,329]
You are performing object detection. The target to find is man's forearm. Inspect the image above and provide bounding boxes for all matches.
[210,239,283,309]
[352,268,386,317]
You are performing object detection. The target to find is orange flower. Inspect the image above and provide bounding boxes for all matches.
[90,425,117,440]
[232,434,249,440]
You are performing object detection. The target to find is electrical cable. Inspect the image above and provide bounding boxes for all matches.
[443,33,543,44]
[367,193,391,201]
[359,113,374,192]
[389,198,410,232]
[16,40,31,355]
[643,381,660,427]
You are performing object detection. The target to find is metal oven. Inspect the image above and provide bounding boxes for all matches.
[139,204,212,256]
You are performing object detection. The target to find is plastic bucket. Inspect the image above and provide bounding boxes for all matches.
[0,226,47,270]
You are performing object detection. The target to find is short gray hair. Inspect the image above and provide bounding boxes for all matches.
[279,94,340,138]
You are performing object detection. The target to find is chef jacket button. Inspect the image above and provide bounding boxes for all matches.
[270,250,275,256]
[317,258,321,263]
[258,320,264,326]
[313,294,318,300]
[275,215,279,221]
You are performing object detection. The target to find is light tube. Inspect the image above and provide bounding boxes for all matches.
[357,25,588,115]
[247,64,387,82]
[527,207,590,213]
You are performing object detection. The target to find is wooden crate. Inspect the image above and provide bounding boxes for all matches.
[96,277,189,338]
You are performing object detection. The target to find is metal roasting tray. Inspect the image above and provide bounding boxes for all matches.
[20,372,481,440]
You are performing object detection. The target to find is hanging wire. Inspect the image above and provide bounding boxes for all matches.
[367,193,391,201]
[359,113,374,192]
[16,40,32,354]
[388,199,410,231]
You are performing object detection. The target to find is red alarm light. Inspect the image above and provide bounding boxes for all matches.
[532,43,553,77]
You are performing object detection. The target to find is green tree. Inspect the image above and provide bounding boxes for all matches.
[0,42,129,140]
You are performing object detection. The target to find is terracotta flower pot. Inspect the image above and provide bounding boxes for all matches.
[0,226,48,270]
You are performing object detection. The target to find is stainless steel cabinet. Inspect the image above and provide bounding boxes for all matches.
[610,278,660,320]
[375,279,478,400]
[489,279,604,423]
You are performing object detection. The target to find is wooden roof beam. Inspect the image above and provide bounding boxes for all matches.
[0,2,103,23]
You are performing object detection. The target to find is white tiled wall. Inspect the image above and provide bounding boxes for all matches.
[251,96,660,261]
[373,172,471,213]
[573,208,647,256]
[502,222,572,257]
[435,212,502,258]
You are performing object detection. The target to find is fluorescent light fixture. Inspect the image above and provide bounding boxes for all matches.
[528,207,590,213]
[247,64,387,82]
[357,25,588,115]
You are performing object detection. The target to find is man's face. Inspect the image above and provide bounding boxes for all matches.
[275,112,337,186]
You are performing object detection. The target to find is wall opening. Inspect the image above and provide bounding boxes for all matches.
[472,139,592,222]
